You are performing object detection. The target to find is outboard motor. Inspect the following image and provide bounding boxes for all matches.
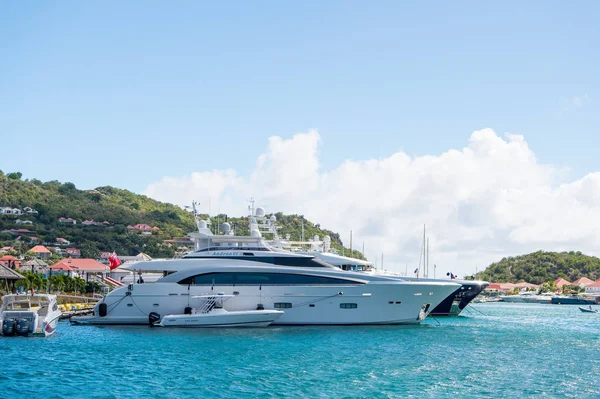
[16,318,30,336]
[148,312,161,326]
[2,318,16,336]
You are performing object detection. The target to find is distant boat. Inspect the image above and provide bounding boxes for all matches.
[579,306,598,313]
[501,292,552,304]
[552,296,596,305]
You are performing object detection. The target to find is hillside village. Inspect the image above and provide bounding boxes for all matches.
[0,203,193,290]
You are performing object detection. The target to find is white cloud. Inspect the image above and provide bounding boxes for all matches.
[143,128,600,278]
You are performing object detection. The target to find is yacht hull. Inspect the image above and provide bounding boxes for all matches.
[72,280,459,326]
[428,281,489,316]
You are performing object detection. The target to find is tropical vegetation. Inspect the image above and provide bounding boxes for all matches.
[0,171,363,259]
[475,250,600,284]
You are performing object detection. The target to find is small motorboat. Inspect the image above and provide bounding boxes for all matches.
[1,294,62,337]
[579,306,598,313]
[155,294,283,328]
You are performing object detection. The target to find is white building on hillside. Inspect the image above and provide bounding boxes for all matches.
[1,207,22,215]
[584,281,600,294]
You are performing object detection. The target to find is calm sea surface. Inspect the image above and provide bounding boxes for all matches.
[1,303,599,399]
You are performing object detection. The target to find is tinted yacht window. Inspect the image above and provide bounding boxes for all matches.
[178,272,363,286]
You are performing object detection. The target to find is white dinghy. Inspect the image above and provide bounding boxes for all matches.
[155,294,283,328]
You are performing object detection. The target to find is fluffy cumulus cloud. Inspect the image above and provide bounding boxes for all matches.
[143,129,600,277]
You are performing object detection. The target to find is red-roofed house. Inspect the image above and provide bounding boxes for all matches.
[82,219,101,226]
[584,280,600,294]
[554,278,571,288]
[58,217,77,224]
[0,246,16,254]
[514,282,539,290]
[6,228,35,235]
[28,245,52,260]
[0,255,21,270]
[484,283,518,293]
[128,224,160,235]
[65,248,81,258]
[56,238,70,245]
[573,277,594,288]
[50,261,77,277]
[51,258,107,278]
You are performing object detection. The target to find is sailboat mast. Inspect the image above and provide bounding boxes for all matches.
[427,237,429,278]
[422,224,426,278]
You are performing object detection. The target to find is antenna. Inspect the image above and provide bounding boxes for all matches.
[191,200,202,233]
[248,197,255,217]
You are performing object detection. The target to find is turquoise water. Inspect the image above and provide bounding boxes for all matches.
[1,303,599,399]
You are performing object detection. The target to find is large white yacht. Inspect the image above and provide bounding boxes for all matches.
[71,258,460,325]
[72,203,461,326]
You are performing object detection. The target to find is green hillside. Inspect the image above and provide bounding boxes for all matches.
[475,250,600,284]
[0,171,363,259]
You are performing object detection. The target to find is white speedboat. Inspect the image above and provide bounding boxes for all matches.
[155,294,283,328]
[71,259,460,326]
[1,294,62,337]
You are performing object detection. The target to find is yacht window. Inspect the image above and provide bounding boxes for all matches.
[274,303,292,309]
[340,303,358,309]
[178,272,363,286]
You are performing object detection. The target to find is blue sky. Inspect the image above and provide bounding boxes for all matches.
[1,1,598,193]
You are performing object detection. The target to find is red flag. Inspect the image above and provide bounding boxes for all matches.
[108,252,122,270]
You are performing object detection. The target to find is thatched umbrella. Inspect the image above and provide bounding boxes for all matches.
[0,262,25,293]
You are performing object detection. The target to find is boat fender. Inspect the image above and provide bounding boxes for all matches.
[16,318,30,336]
[98,303,108,317]
[184,307,192,315]
[256,303,264,310]
[148,312,161,326]
[2,318,16,336]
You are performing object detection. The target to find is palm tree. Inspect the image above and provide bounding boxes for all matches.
[52,274,66,293]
